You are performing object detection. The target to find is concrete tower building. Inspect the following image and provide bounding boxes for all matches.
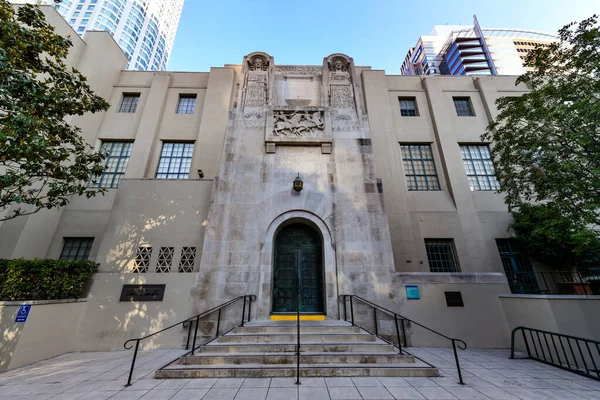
[20,0,185,70]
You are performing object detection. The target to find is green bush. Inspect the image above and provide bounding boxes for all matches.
[0,259,98,301]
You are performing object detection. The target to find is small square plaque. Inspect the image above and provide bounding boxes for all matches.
[405,285,420,300]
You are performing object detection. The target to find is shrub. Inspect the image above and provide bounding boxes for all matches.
[0,259,98,301]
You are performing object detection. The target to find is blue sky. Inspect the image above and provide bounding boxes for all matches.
[168,0,598,74]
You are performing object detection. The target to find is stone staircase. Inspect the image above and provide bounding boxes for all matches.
[155,320,439,378]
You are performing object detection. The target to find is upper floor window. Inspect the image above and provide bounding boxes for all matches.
[399,97,419,116]
[97,141,133,188]
[76,5,82,10]
[459,145,500,191]
[177,94,197,114]
[400,144,440,191]
[72,11,80,17]
[119,93,140,113]
[84,12,92,17]
[77,26,85,33]
[156,142,194,179]
[88,5,95,10]
[453,97,475,116]
[425,239,460,272]
[60,238,94,261]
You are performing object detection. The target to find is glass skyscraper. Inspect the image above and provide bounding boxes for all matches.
[400,16,557,76]
[45,0,184,71]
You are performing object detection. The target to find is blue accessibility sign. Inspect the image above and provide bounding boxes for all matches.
[15,305,31,322]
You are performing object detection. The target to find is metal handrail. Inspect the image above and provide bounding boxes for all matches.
[123,294,256,386]
[510,326,600,381]
[339,294,467,384]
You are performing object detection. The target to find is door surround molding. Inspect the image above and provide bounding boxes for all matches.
[256,210,338,320]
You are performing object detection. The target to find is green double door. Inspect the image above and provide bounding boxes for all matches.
[272,224,324,314]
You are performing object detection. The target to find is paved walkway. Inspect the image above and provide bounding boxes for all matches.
[1,348,599,399]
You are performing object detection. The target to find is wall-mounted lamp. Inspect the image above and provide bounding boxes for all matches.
[197,169,204,179]
[293,173,303,192]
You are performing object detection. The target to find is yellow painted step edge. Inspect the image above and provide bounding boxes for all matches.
[270,315,326,321]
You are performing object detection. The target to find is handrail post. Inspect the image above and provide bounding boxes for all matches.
[216,309,222,338]
[126,340,140,386]
[191,315,200,355]
[248,296,253,322]
[349,296,354,326]
[343,295,347,322]
[400,318,407,347]
[373,308,378,337]
[452,340,464,385]
[296,259,301,386]
[241,296,246,327]
[394,314,402,354]
[510,327,517,359]
[185,320,192,350]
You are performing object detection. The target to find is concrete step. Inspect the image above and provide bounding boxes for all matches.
[156,363,438,378]
[198,342,395,354]
[180,352,415,365]
[216,333,375,343]
[244,320,352,327]
[234,325,362,334]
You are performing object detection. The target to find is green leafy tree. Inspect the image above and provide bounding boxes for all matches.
[511,204,600,270]
[0,1,109,221]
[482,15,600,230]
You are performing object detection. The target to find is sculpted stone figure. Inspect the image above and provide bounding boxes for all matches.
[249,55,268,71]
[273,111,324,137]
[329,56,350,82]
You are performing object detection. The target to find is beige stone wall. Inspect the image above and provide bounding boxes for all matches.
[500,295,600,340]
[0,300,87,372]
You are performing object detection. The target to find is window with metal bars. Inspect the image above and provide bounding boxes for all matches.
[453,97,474,116]
[179,247,196,272]
[156,142,193,179]
[176,94,197,114]
[95,141,133,188]
[459,145,500,191]
[425,239,460,272]
[400,144,440,191]
[399,97,419,116]
[60,238,93,260]
[119,93,140,113]
[132,246,152,273]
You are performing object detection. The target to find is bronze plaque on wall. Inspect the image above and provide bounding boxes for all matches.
[120,284,166,301]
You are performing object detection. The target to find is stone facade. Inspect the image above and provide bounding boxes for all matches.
[0,6,526,351]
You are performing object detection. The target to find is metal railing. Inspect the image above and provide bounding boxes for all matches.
[339,294,467,384]
[510,326,600,381]
[123,295,256,386]
[506,271,600,295]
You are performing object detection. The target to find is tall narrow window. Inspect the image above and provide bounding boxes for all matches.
[399,97,419,116]
[119,93,140,113]
[156,247,174,273]
[177,94,197,114]
[132,246,152,273]
[60,238,94,260]
[425,239,460,272]
[96,141,133,188]
[156,142,194,179]
[453,97,474,116]
[459,145,500,191]
[179,247,196,273]
[400,144,440,191]
[496,239,539,294]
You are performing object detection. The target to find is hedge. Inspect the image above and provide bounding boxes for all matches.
[0,259,98,301]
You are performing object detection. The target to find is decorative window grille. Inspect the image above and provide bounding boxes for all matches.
[453,97,474,116]
[425,239,460,272]
[400,144,440,191]
[60,238,94,260]
[132,246,152,273]
[156,142,194,179]
[459,145,500,191]
[176,94,197,114]
[399,97,419,116]
[156,247,174,273]
[119,93,140,113]
[95,141,133,188]
[179,247,196,272]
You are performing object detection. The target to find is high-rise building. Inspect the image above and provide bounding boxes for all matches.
[400,16,557,76]
[14,0,184,71]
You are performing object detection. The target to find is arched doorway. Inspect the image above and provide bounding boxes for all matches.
[272,223,324,314]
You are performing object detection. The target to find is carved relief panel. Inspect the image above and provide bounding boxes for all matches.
[327,55,360,130]
[243,54,270,109]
